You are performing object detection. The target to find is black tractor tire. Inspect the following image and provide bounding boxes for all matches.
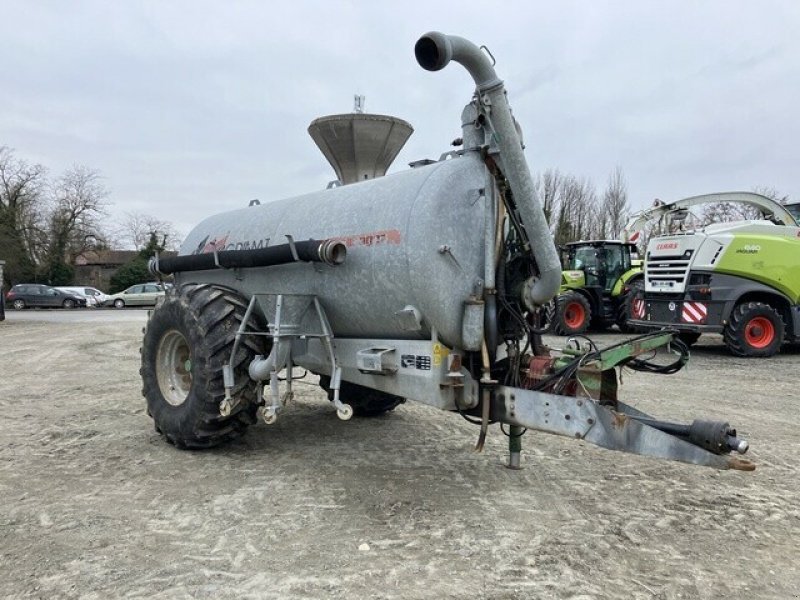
[723,301,784,358]
[677,331,702,347]
[549,291,591,336]
[319,376,404,417]
[62,298,76,309]
[140,283,265,448]
[618,279,646,333]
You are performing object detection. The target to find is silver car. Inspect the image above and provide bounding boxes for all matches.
[105,283,166,308]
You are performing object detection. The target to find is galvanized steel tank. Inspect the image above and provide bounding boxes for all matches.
[177,153,489,348]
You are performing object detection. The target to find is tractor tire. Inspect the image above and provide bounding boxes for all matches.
[549,291,591,336]
[319,377,404,417]
[677,331,702,347]
[618,279,646,333]
[723,301,784,358]
[140,283,264,448]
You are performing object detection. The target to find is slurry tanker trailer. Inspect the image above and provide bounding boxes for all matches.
[142,32,753,471]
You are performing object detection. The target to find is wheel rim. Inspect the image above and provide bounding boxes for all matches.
[564,301,586,329]
[744,316,775,349]
[13,300,24,310]
[64,300,74,308]
[156,330,193,406]
[115,300,124,308]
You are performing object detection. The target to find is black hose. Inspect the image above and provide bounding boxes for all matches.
[149,239,346,276]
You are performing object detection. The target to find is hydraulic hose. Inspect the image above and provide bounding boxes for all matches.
[149,239,346,276]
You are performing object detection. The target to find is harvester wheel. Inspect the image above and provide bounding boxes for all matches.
[140,283,264,448]
[550,291,591,336]
[319,377,404,417]
[723,301,784,358]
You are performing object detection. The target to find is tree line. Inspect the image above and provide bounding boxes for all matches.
[534,166,630,245]
[0,146,180,290]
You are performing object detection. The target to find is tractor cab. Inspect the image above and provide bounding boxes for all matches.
[563,241,635,293]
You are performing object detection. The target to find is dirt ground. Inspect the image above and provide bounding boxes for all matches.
[1,311,798,599]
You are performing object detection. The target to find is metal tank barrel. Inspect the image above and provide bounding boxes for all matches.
[176,153,489,348]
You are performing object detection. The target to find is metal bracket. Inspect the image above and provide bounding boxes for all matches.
[480,44,496,66]
[285,235,300,261]
[438,150,463,161]
[356,347,397,375]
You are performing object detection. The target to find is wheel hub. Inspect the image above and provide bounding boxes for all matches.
[156,330,193,406]
[744,317,774,349]
[564,302,585,328]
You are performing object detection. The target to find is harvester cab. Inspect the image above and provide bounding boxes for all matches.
[139,32,754,473]
[549,241,642,335]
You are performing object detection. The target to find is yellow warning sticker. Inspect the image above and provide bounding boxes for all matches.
[432,343,449,367]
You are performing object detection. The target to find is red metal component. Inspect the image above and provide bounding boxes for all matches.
[564,300,587,329]
[524,355,577,396]
[744,316,775,348]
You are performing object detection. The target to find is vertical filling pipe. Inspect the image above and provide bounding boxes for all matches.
[415,32,561,306]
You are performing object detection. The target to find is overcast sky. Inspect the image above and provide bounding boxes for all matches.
[2,1,798,244]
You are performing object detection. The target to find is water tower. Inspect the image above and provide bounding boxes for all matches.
[308,96,413,186]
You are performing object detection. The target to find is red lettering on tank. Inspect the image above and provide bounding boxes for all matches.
[331,229,403,248]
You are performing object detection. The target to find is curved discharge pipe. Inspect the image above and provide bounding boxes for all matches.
[415,32,561,306]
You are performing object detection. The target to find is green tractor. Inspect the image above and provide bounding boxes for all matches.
[548,241,643,335]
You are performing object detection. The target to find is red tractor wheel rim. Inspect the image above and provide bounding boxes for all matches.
[564,301,586,329]
[744,316,775,349]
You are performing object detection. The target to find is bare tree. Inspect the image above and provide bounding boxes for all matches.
[600,166,629,238]
[115,211,182,251]
[553,175,597,244]
[40,166,109,283]
[537,169,563,225]
[0,147,47,283]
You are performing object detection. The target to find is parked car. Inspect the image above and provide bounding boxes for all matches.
[5,284,88,309]
[56,286,110,307]
[104,283,166,308]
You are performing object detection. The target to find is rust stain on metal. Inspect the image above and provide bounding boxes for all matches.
[727,457,756,472]
[611,411,629,430]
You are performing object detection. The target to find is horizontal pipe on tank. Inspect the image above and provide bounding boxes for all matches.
[149,239,347,276]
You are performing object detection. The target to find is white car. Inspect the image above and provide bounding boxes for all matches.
[56,286,110,308]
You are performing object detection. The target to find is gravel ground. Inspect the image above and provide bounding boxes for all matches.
[1,311,798,599]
